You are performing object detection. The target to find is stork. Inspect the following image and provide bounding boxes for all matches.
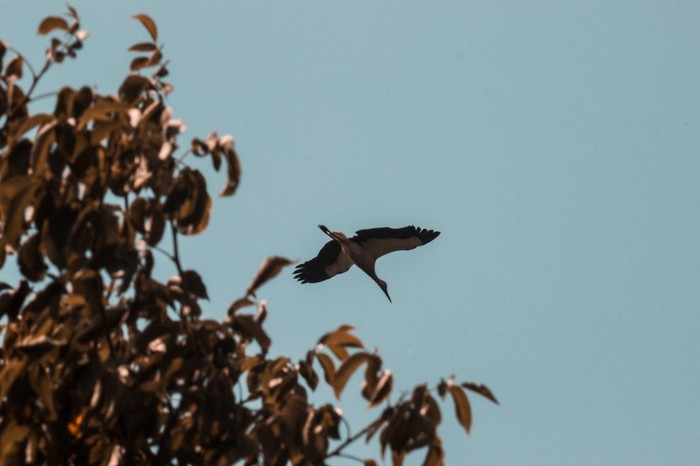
[293,225,440,302]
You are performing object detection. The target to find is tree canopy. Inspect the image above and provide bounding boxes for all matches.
[0,9,497,465]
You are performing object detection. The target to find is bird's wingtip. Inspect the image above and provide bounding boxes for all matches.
[318,224,330,234]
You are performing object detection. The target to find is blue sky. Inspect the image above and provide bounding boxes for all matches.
[3,2,700,464]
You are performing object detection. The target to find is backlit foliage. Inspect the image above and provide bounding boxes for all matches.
[0,9,497,465]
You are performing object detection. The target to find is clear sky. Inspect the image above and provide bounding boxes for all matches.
[3,2,700,465]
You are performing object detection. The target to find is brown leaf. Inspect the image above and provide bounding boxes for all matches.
[227,296,255,316]
[132,14,158,42]
[437,379,448,399]
[15,335,66,356]
[246,256,297,297]
[367,370,393,408]
[0,280,31,320]
[423,438,444,466]
[18,234,47,282]
[128,42,157,52]
[218,134,241,197]
[118,74,151,104]
[37,16,69,35]
[130,56,150,71]
[332,352,371,400]
[0,176,38,247]
[462,382,499,404]
[30,120,57,175]
[128,198,147,233]
[0,420,30,465]
[5,55,23,81]
[232,314,271,353]
[361,354,382,400]
[392,450,405,466]
[180,269,209,299]
[12,113,54,141]
[315,352,335,386]
[449,385,472,435]
[297,360,318,391]
[5,139,31,178]
[0,40,5,69]
[145,206,165,246]
[318,325,364,362]
[424,394,442,426]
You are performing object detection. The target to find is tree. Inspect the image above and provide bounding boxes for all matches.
[0,9,497,465]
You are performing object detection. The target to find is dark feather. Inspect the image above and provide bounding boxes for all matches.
[293,240,343,283]
[353,226,440,245]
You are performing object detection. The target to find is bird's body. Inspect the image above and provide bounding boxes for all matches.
[294,225,440,302]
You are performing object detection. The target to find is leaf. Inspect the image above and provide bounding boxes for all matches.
[332,352,371,400]
[15,335,65,356]
[424,394,442,426]
[0,40,6,70]
[37,16,69,35]
[437,379,448,399]
[0,176,38,247]
[315,352,335,386]
[128,42,157,52]
[245,256,297,297]
[449,385,472,435]
[233,314,271,353]
[0,420,30,464]
[318,325,364,362]
[30,120,57,175]
[218,134,242,197]
[12,113,54,140]
[5,139,31,178]
[132,14,158,42]
[18,234,47,282]
[367,370,393,408]
[462,382,499,404]
[297,360,318,391]
[0,280,30,320]
[0,359,28,400]
[227,296,255,316]
[361,354,382,400]
[145,206,165,246]
[128,197,147,233]
[5,55,23,80]
[118,74,151,104]
[423,438,444,466]
[130,56,151,71]
[180,269,209,299]
[391,450,405,466]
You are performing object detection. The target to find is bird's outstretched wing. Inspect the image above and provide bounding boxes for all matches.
[293,240,354,283]
[352,226,440,260]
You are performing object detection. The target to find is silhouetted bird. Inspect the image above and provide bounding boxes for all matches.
[294,225,440,302]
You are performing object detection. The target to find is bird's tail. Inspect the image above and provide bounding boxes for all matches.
[318,225,331,235]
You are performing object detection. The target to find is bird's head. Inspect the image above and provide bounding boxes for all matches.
[319,224,347,241]
[378,279,392,303]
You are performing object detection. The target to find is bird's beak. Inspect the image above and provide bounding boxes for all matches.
[382,288,392,303]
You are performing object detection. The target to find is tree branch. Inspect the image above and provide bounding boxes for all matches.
[325,422,374,460]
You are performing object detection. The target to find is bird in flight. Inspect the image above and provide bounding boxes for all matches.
[293,225,440,302]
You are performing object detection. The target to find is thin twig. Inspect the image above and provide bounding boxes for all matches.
[150,245,176,263]
[170,220,184,275]
[325,423,374,460]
